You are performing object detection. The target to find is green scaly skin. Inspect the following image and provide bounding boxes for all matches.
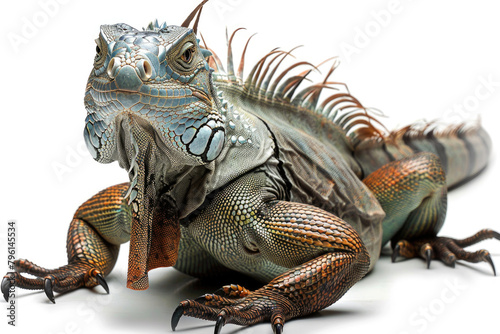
[2,4,499,334]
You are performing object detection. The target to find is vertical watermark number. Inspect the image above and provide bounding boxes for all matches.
[6,221,17,326]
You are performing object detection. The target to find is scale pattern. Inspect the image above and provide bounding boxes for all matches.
[2,2,499,334]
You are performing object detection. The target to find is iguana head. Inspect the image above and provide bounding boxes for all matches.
[84,21,223,167]
[83,3,221,290]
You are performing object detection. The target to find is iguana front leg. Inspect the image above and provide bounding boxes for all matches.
[174,251,367,334]
[172,172,370,333]
[2,183,131,302]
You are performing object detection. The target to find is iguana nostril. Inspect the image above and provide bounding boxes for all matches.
[137,59,153,81]
[107,57,121,79]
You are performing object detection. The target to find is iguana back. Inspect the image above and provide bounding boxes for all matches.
[212,31,491,190]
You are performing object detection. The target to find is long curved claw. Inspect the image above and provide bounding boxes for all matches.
[392,244,400,263]
[2,276,12,302]
[44,278,55,304]
[273,323,284,334]
[95,273,109,294]
[4,257,118,300]
[214,314,225,334]
[425,249,432,269]
[393,230,499,274]
[484,254,496,276]
[171,305,184,331]
[194,293,210,303]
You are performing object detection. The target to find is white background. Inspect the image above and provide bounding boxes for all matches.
[1,1,499,334]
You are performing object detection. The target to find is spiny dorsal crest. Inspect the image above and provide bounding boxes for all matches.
[144,19,167,32]
[208,27,389,143]
[144,0,209,33]
[181,0,209,34]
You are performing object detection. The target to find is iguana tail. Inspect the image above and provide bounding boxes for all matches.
[354,123,492,188]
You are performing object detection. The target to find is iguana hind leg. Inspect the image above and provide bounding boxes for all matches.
[2,183,131,303]
[363,152,499,272]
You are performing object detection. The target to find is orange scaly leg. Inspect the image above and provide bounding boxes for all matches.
[2,183,131,303]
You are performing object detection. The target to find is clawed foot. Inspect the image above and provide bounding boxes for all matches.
[392,229,500,274]
[172,284,289,334]
[2,259,109,303]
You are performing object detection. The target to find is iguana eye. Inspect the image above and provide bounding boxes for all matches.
[94,37,107,69]
[181,46,194,63]
[178,42,196,66]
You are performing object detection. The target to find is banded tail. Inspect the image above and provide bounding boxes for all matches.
[354,123,492,188]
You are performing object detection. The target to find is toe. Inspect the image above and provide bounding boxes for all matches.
[419,243,434,269]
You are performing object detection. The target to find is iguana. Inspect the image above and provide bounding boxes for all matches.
[2,2,499,333]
